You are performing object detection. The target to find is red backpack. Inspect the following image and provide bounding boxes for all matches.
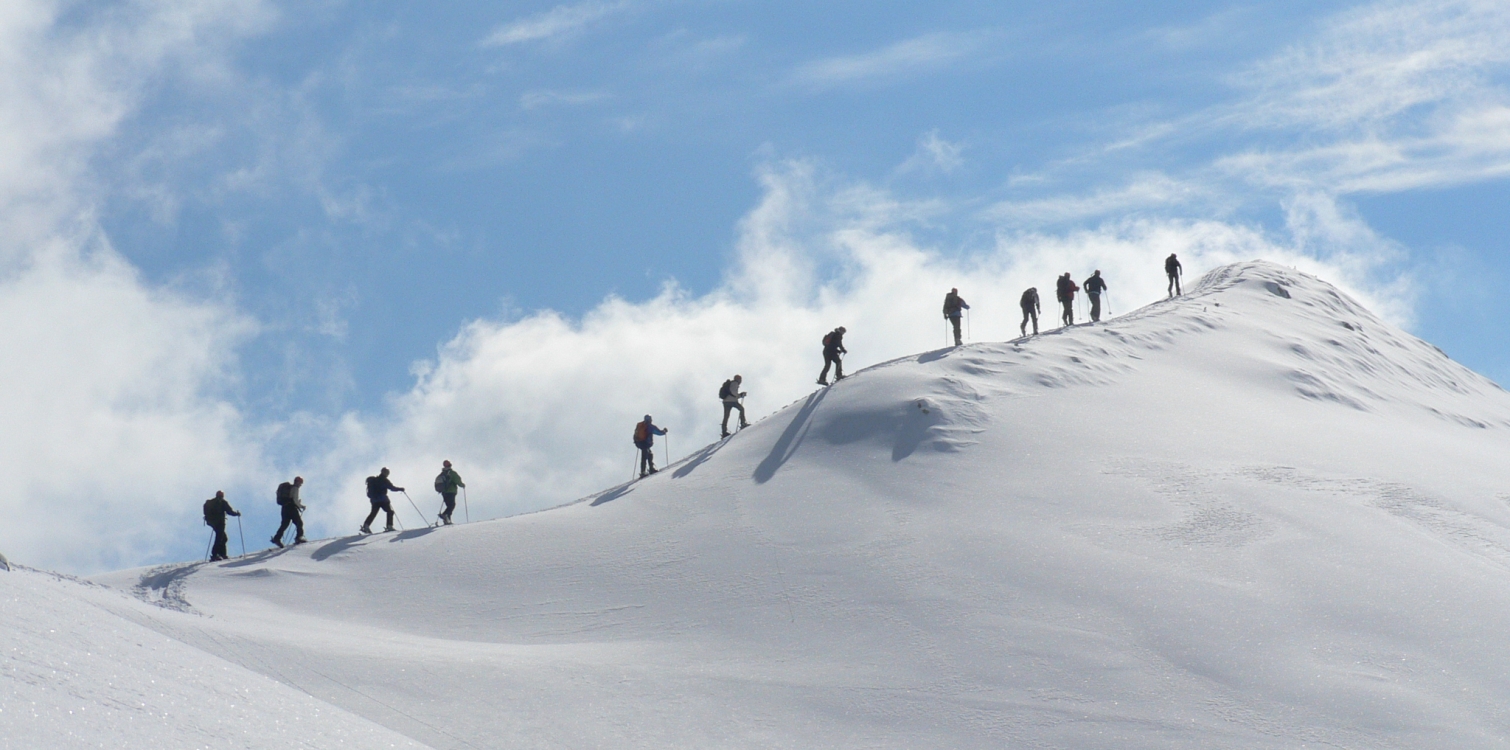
[633,422,649,443]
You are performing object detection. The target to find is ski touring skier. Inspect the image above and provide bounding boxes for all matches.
[203,491,241,561]
[818,326,847,385]
[1166,253,1182,297]
[1019,287,1041,337]
[719,375,748,439]
[361,468,404,534]
[271,476,306,548]
[1056,273,1079,327]
[633,415,668,478]
[1083,270,1108,323]
[942,288,970,346]
[434,460,464,525]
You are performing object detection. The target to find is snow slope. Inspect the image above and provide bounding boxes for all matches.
[55,261,1510,747]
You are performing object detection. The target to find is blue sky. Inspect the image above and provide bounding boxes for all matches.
[5,0,1510,572]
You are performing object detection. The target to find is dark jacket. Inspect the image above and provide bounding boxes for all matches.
[1019,289,1040,311]
[1166,255,1182,275]
[203,497,239,527]
[366,475,402,500]
[1083,275,1107,295]
[942,293,969,319]
[823,330,847,356]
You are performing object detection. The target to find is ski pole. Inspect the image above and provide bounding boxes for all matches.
[205,529,214,561]
[966,309,971,342]
[462,486,470,524]
[236,516,245,557]
[401,490,428,528]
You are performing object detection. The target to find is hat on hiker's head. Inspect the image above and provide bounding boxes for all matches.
[644,414,653,422]
[443,460,452,467]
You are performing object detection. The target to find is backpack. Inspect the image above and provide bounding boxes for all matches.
[365,476,381,496]
[633,422,650,443]
[434,471,448,493]
[718,380,732,399]
[275,481,292,506]
[822,332,833,348]
[203,498,216,523]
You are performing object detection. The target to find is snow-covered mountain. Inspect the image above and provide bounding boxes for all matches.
[9,260,1510,748]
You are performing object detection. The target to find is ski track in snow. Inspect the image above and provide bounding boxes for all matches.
[10,261,1510,748]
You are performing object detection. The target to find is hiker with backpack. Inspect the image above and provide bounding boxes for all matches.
[271,476,306,548]
[719,375,748,439]
[943,288,970,346]
[818,326,847,385]
[1083,270,1108,323]
[203,491,241,561]
[1056,273,1079,327]
[434,460,465,525]
[1019,287,1041,336]
[361,468,404,534]
[634,416,668,477]
[1166,253,1182,297]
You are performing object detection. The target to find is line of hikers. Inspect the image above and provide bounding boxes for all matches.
[200,461,467,560]
[204,256,1189,553]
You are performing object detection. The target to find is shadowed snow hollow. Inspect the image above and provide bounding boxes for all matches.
[66,261,1510,749]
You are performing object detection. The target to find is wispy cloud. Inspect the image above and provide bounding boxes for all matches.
[985,173,1209,225]
[519,89,609,110]
[897,130,964,174]
[792,31,993,89]
[481,1,630,47]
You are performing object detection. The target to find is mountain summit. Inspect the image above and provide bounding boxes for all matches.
[14,260,1510,748]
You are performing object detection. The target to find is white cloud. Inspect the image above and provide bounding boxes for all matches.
[481,1,630,47]
[792,31,993,89]
[307,161,1409,533]
[897,130,964,174]
[984,173,1209,225]
[0,0,275,573]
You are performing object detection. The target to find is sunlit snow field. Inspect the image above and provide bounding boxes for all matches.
[7,262,1510,748]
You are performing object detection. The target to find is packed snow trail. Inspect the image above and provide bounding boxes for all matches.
[65,261,1510,748]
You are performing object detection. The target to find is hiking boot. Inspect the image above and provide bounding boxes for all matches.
[270,536,284,549]
[293,537,307,545]
[359,526,372,534]
[721,430,730,439]
[384,525,395,532]
[443,517,453,525]
[817,378,828,386]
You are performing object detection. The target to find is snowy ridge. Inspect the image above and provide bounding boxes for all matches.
[18,260,1510,748]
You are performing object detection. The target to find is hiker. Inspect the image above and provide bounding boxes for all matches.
[1056,273,1079,327]
[1019,287,1041,336]
[942,288,970,346]
[818,326,847,385]
[1166,253,1182,297]
[1083,270,1108,322]
[361,468,404,534]
[203,491,241,561]
[633,415,668,477]
[271,476,305,548]
[434,460,465,525]
[719,375,748,438]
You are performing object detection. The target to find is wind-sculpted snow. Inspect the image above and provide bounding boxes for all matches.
[56,261,1510,747]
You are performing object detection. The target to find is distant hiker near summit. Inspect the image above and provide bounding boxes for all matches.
[1056,273,1079,327]
[271,477,305,548]
[719,375,748,439]
[1019,287,1041,337]
[434,461,464,526]
[633,415,668,477]
[943,288,970,346]
[203,491,241,561]
[818,326,847,385]
[361,468,404,534]
[1166,253,1183,297]
[1083,270,1108,323]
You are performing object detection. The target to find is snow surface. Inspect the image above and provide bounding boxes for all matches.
[12,260,1510,748]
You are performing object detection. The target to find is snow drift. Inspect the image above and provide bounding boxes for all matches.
[12,260,1510,748]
